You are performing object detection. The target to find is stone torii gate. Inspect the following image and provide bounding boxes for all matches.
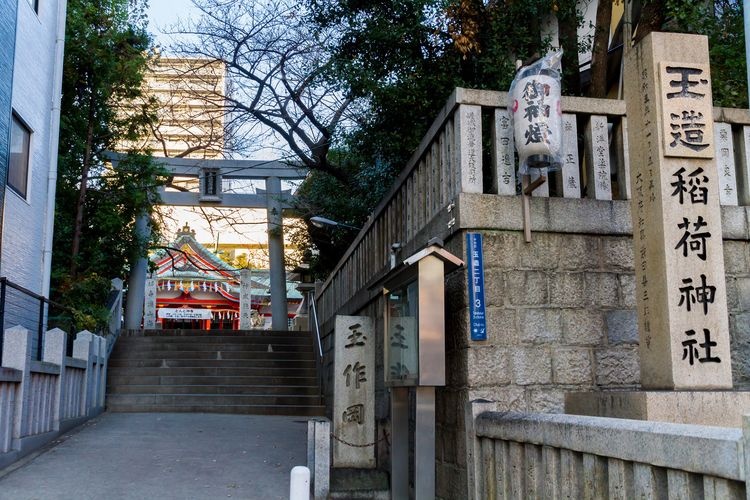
[119,155,307,332]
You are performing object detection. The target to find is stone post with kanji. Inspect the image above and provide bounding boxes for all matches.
[143,277,158,330]
[239,269,252,330]
[624,32,732,389]
[332,316,375,468]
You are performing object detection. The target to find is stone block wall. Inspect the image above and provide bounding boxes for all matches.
[316,193,750,499]
[436,226,750,499]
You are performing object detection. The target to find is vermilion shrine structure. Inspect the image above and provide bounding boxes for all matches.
[117,156,307,331]
[148,224,302,330]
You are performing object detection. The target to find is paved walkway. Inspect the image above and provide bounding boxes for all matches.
[0,412,308,500]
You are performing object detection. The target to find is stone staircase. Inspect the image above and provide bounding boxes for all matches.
[106,329,325,416]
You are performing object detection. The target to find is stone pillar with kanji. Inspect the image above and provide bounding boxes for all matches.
[332,316,375,468]
[624,32,732,389]
[143,277,158,330]
[239,269,252,330]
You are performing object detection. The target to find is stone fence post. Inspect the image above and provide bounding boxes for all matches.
[464,399,499,500]
[42,328,66,431]
[73,330,95,415]
[97,334,107,410]
[307,419,330,500]
[1,326,32,444]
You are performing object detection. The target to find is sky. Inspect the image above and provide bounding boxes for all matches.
[146,0,199,48]
[144,1,275,248]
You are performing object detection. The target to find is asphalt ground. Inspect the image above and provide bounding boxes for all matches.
[0,412,309,500]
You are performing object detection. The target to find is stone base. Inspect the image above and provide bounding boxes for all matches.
[565,391,750,428]
[329,468,389,500]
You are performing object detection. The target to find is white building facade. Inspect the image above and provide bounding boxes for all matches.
[1,0,67,296]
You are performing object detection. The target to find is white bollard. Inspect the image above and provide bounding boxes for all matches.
[289,465,310,500]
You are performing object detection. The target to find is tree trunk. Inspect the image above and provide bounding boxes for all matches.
[589,0,613,98]
[633,0,666,46]
[558,1,581,95]
[70,98,96,278]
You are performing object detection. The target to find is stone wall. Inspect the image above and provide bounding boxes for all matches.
[317,191,750,499]
[432,197,750,499]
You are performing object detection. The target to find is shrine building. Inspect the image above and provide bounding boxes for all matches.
[149,224,302,330]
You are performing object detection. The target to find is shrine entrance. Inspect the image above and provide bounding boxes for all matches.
[114,155,307,331]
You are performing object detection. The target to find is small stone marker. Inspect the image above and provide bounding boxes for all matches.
[559,113,581,198]
[143,277,157,329]
[492,108,516,195]
[585,115,612,201]
[239,269,252,329]
[714,122,739,205]
[738,126,750,204]
[455,105,483,194]
[624,32,732,389]
[333,315,375,468]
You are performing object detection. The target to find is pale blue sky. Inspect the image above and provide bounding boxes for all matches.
[146,0,200,48]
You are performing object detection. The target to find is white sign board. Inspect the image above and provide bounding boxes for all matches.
[157,308,212,320]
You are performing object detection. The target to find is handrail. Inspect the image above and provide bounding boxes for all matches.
[0,277,76,361]
[309,296,325,402]
[0,276,124,361]
[310,297,323,359]
[104,284,124,358]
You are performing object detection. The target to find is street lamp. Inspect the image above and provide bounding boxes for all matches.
[309,216,360,231]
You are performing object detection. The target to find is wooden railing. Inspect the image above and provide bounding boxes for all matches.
[315,88,750,330]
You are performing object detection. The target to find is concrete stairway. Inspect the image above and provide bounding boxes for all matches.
[106,329,325,416]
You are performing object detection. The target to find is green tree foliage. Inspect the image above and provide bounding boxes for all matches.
[663,0,747,108]
[298,0,748,276]
[53,0,166,326]
[296,0,576,275]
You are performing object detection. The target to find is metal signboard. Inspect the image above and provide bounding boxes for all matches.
[466,233,487,341]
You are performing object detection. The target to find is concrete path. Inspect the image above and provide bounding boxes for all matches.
[0,412,309,500]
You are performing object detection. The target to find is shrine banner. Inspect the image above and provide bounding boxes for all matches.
[157,308,212,320]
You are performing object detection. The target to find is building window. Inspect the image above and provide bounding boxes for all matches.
[9,114,31,198]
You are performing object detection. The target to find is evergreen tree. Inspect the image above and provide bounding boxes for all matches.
[53,0,166,329]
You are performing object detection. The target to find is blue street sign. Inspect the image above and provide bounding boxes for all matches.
[466,233,487,341]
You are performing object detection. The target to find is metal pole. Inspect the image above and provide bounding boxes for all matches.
[415,386,436,500]
[37,297,45,360]
[266,176,288,331]
[745,0,750,106]
[124,212,150,330]
[0,278,6,356]
[390,387,409,499]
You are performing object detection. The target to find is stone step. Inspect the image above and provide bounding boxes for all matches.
[107,393,323,407]
[107,330,323,416]
[106,403,326,417]
[107,358,317,369]
[107,384,321,396]
[109,346,316,361]
[111,343,312,353]
[329,468,390,500]
[117,335,312,345]
[108,375,319,386]
[107,366,317,377]
[141,329,310,337]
